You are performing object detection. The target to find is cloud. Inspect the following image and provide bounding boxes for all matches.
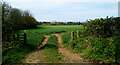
[3,0,120,2]
[3,0,118,22]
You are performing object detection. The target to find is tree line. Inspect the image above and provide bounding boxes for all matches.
[2,2,38,40]
[37,22,81,25]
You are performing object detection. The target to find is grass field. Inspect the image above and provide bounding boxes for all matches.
[3,25,84,63]
[14,25,84,48]
[14,25,84,49]
[15,25,84,34]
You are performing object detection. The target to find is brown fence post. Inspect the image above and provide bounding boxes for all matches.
[71,31,74,38]
[17,33,19,41]
[24,30,26,43]
[77,30,80,38]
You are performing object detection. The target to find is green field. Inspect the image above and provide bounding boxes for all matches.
[15,25,84,34]
[3,25,84,63]
[15,25,84,48]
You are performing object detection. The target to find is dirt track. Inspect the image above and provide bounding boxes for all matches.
[38,35,50,49]
[53,33,88,63]
[25,33,88,63]
[25,35,50,63]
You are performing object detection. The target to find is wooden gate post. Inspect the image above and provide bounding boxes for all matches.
[24,32,26,43]
[77,30,80,38]
[17,33,19,41]
[71,31,74,38]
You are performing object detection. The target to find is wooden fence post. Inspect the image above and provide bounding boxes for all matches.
[77,30,80,38]
[24,32,26,43]
[71,31,74,38]
[17,33,19,41]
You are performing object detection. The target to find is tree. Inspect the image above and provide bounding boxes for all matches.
[2,2,13,37]
[9,8,23,29]
[22,11,37,29]
[2,2,38,41]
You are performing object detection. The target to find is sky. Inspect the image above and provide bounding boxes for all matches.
[3,0,119,22]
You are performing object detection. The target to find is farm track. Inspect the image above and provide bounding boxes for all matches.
[24,50,45,63]
[25,32,88,63]
[25,35,50,63]
[53,33,88,63]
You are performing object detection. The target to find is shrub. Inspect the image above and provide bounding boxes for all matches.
[65,36,118,63]
[86,17,120,38]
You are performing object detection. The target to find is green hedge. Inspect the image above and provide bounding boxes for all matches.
[85,17,120,38]
[65,36,120,63]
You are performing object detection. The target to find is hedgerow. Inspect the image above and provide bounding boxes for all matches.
[85,17,120,38]
[65,36,119,63]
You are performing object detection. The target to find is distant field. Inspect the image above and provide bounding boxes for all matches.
[14,25,84,48]
[15,25,84,35]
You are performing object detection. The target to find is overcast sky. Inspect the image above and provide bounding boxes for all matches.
[3,0,119,22]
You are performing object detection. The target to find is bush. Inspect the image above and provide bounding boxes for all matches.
[65,36,119,63]
[86,17,120,38]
